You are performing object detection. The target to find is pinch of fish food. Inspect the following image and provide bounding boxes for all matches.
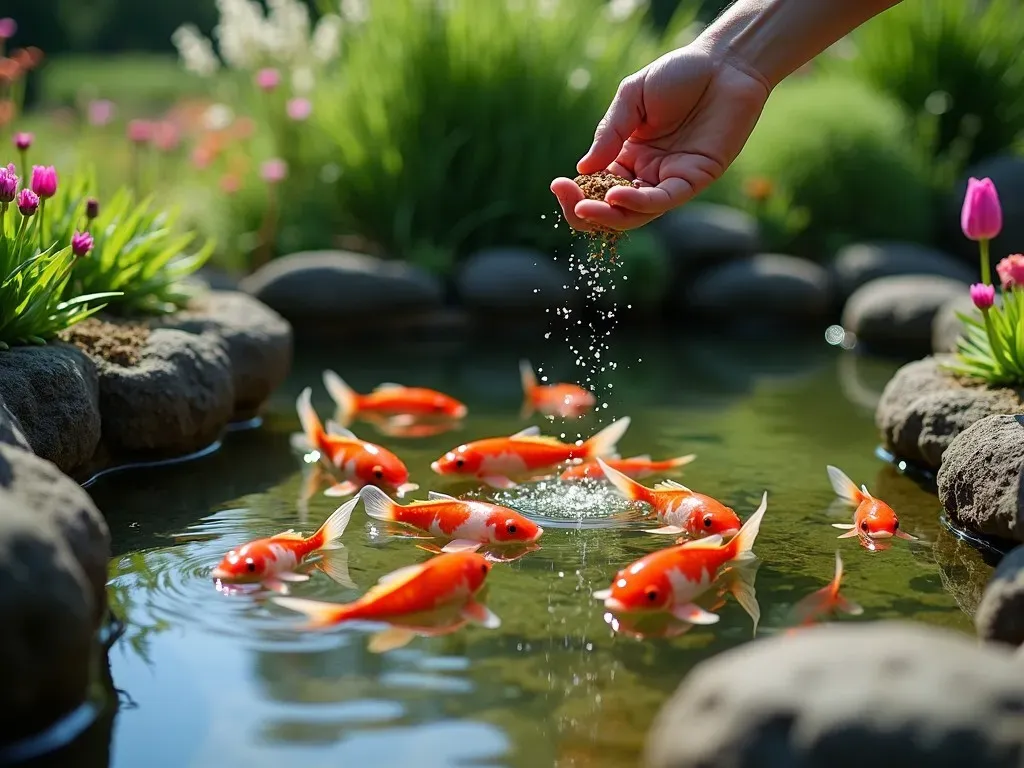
[574,171,633,201]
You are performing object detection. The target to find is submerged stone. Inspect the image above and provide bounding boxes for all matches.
[976,545,1024,647]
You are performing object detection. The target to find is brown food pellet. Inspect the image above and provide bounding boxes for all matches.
[574,171,633,201]
[59,317,151,367]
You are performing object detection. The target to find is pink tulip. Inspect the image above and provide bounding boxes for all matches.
[0,165,17,203]
[71,231,94,257]
[30,165,57,199]
[996,254,1024,290]
[256,68,281,92]
[287,97,312,121]
[127,119,154,144]
[261,158,288,184]
[87,99,116,127]
[961,177,1002,241]
[0,18,16,40]
[86,198,99,221]
[17,188,38,216]
[970,283,995,310]
[13,132,32,150]
[152,121,181,152]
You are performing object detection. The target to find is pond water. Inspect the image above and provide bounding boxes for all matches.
[84,330,986,768]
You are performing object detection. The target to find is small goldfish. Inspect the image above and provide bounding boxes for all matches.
[430,418,631,489]
[597,457,741,539]
[211,496,359,592]
[324,369,467,422]
[791,551,863,627]
[519,359,596,418]
[359,485,543,552]
[559,453,696,482]
[273,550,501,630]
[593,492,767,626]
[295,388,418,498]
[827,465,917,544]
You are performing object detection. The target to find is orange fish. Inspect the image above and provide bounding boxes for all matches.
[559,453,696,482]
[324,369,467,422]
[295,388,418,498]
[597,457,741,539]
[430,418,631,489]
[211,496,359,592]
[359,485,543,552]
[593,492,767,627]
[791,551,863,627]
[273,550,500,630]
[519,360,596,418]
[827,466,917,544]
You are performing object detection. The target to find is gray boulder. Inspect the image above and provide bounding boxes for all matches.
[938,414,1024,544]
[687,253,831,319]
[456,247,573,312]
[829,241,975,300]
[97,329,235,458]
[0,443,109,745]
[646,622,1024,768]
[654,203,760,272]
[0,344,101,475]
[161,291,292,420]
[933,293,979,354]
[948,155,1024,263]
[976,545,1024,647]
[842,275,969,357]
[875,356,1022,470]
[0,399,29,454]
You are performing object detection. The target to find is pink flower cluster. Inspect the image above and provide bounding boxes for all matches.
[0,163,54,216]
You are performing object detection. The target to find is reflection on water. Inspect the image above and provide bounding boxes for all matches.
[88,333,980,768]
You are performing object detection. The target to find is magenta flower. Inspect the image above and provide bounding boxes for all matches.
[970,282,996,310]
[996,254,1024,290]
[127,119,154,144]
[87,99,116,127]
[30,165,57,199]
[13,132,32,151]
[0,166,17,204]
[153,121,181,152]
[256,68,281,92]
[71,231,94,257]
[86,198,99,221]
[287,97,312,121]
[961,177,1003,241]
[261,158,288,184]
[0,18,16,40]
[17,188,38,216]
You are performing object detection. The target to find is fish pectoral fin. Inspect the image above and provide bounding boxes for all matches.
[262,578,289,594]
[325,481,361,498]
[482,476,517,489]
[316,549,357,590]
[415,543,444,554]
[441,539,483,553]
[368,627,417,653]
[653,479,691,492]
[374,382,405,391]
[894,530,919,541]
[461,600,501,629]
[276,571,311,583]
[290,433,314,452]
[643,525,685,536]
[671,603,720,625]
[325,420,357,439]
[511,426,542,438]
[395,483,419,498]
[837,529,862,539]
[591,588,612,601]
[428,491,458,502]
[831,523,856,529]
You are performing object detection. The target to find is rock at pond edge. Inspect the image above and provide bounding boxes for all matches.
[976,545,1024,647]
[456,247,576,314]
[828,241,975,301]
[686,253,831,319]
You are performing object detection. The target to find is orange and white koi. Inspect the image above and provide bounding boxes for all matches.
[519,360,596,418]
[359,485,543,552]
[593,492,767,627]
[211,496,359,592]
[559,453,696,482]
[791,551,863,627]
[430,418,631,489]
[324,370,467,422]
[273,550,500,630]
[827,465,917,543]
[294,388,418,498]
[597,457,742,539]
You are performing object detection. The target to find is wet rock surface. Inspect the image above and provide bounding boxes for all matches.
[655,203,760,272]
[829,241,974,300]
[976,545,1024,647]
[457,247,572,313]
[938,414,1024,545]
[687,253,831,320]
[645,621,1024,768]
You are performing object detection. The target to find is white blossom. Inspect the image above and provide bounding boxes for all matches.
[171,24,221,77]
[311,14,343,64]
[292,66,316,94]
[340,0,370,24]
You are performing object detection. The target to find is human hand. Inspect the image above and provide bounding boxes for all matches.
[550,43,772,232]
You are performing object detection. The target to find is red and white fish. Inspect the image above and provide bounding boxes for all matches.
[324,369,467,422]
[519,360,596,418]
[597,457,742,539]
[791,551,863,628]
[211,496,359,592]
[273,550,500,631]
[359,485,543,552]
[430,418,631,489]
[559,453,696,482]
[294,388,418,498]
[827,465,917,544]
[593,491,767,627]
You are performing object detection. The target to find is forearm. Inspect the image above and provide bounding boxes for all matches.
[698,0,903,88]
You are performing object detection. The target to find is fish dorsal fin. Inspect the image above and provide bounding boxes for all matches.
[326,421,357,439]
[511,426,542,438]
[428,491,458,501]
[374,382,405,392]
[860,484,874,499]
[627,454,652,462]
[271,529,305,541]
[678,534,724,550]
[512,435,565,446]
[654,479,691,492]
[361,563,426,601]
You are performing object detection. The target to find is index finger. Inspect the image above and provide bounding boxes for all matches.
[604,177,697,215]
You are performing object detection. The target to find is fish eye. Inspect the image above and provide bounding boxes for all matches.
[703,514,713,529]
[456,458,465,468]
[645,586,659,602]
[245,558,256,573]
[506,520,518,535]
[373,465,384,480]
[860,521,869,532]
[480,563,488,575]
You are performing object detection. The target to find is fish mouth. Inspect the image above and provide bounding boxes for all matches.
[452,405,468,419]
[211,567,231,581]
[533,527,545,541]
[869,530,893,540]
[603,597,629,613]
[717,527,740,539]
[430,461,442,474]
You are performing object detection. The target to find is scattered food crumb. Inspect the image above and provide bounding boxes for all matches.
[60,318,151,366]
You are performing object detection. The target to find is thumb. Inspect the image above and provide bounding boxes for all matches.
[577,74,644,174]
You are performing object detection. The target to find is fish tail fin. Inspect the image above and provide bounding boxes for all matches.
[519,359,537,397]
[831,551,864,616]
[583,417,632,459]
[728,562,761,636]
[596,457,651,504]
[297,387,325,449]
[667,454,697,469]
[272,596,352,629]
[311,496,360,550]
[323,370,360,422]
[729,491,768,564]
[359,484,397,522]
[826,465,864,506]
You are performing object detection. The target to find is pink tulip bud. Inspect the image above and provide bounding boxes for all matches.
[261,158,288,184]
[17,188,38,216]
[86,198,99,220]
[970,282,996,310]
[127,119,154,144]
[0,166,17,204]
[287,97,312,121]
[256,68,281,92]
[13,131,32,151]
[71,231,94,257]
[996,254,1024,290]
[961,177,1003,241]
[30,165,57,199]
[0,18,16,40]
